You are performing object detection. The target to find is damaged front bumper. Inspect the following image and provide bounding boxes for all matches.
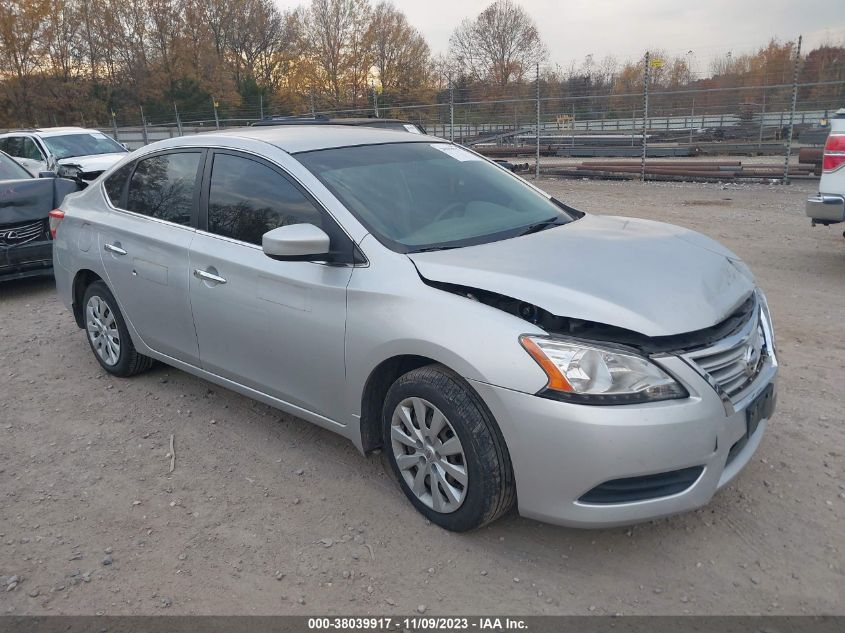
[470,352,777,528]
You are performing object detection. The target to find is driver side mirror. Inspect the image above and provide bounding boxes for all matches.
[262,223,331,261]
[38,170,56,179]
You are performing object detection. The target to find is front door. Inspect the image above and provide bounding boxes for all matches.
[98,150,203,364]
[189,151,353,422]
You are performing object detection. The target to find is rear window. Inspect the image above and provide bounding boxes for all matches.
[125,152,201,225]
[103,163,134,207]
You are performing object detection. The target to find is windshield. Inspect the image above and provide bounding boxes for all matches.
[0,151,33,179]
[296,142,572,252]
[42,132,126,160]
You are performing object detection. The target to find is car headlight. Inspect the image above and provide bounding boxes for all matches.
[520,335,688,404]
[57,164,81,179]
[756,289,777,359]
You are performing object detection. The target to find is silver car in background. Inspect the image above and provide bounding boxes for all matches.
[52,126,777,531]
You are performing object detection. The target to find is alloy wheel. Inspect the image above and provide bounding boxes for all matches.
[390,396,468,513]
[86,295,121,366]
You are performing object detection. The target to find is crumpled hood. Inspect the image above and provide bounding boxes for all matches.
[57,153,126,174]
[408,214,755,337]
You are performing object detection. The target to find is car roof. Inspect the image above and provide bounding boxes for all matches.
[0,126,98,138]
[183,124,434,153]
[33,127,99,137]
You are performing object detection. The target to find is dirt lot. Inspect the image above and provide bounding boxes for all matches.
[1,177,843,616]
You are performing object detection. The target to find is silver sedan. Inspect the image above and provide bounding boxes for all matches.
[52,126,777,531]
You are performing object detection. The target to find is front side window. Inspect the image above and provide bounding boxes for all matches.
[207,153,324,245]
[21,138,43,161]
[295,142,573,252]
[126,152,200,225]
[41,132,127,160]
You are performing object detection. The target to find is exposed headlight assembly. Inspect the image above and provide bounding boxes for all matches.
[520,335,688,404]
[57,164,82,179]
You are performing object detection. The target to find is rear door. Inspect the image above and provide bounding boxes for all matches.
[98,150,203,364]
[188,150,353,420]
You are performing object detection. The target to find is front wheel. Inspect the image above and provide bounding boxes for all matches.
[82,281,154,377]
[382,364,515,532]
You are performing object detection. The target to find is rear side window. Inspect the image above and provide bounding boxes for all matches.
[1,137,23,158]
[207,153,324,245]
[126,152,200,225]
[103,163,134,207]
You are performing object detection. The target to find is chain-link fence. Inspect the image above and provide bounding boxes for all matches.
[8,76,841,183]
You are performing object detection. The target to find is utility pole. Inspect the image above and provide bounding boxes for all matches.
[535,62,540,180]
[259,93,264,120]
[111,110,119,142]
[641,51,650,183]
[310,89,315,116]
[783,35,802,184]
[212,98,220,129]
[449,75,454,142]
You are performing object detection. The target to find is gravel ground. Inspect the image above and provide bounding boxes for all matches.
[0,177,843,616]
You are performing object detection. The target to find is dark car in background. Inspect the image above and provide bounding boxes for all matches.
[0,151,78,282]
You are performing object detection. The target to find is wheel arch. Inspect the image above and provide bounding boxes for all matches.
[359,354,440,453]
[71,269,105,328]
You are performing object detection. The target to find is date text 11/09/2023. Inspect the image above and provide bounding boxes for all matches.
[307,617,528,630]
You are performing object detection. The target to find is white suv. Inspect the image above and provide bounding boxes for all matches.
[806,108,845,230]
[0,127,127,184]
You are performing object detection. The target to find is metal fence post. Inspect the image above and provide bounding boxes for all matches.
[689,98,695,144]
[372,83,379,118]
[139,106,149,145]
[449,75,454,142]
[174,102,183,136]
[783,35,802,184]
[641,52,650,183]
[758,77,767,148]
[535,62,540,180]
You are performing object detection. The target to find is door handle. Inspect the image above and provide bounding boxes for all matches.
[193,268,227,284]
[104,243,127,255]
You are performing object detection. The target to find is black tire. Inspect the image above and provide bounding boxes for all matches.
[382,364,516,532]
[82,280,155,377]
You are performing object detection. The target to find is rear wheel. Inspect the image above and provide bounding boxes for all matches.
[82,281,154,377]
[382,364,515,531]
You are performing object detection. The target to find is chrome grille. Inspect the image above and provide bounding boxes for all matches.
[0,219,47,246]
[684,309,766,400]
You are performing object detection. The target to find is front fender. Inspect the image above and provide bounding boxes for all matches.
[344,238,549,422]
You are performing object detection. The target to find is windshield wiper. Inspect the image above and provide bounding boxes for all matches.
[411,245,461,253]
[517,217,565,236]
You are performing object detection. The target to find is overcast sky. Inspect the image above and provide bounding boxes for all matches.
[393,0,845,76]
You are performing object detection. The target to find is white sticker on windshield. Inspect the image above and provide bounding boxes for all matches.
[430,143,482,162]
[403,124,422,134]
[90,132,108,139]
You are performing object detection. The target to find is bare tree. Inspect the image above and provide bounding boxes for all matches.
[368,2,430,96]
[449,0,547,88]
[307,0,371,106]
[0,0,50,122]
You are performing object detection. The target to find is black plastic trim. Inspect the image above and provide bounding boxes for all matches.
[579,466,704,504]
